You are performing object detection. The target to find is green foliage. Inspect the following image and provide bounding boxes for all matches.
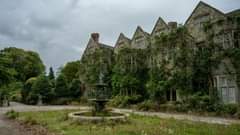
[55,74,69,98]
[5,110,19,119]
[22,77,37,104]
[48,67,55,80]
[0,56,15,86]
[146,66,168,103]
[111,48,148,98]
[110,95,142,108]
[18,110,240,135]
[6,81,23,101]
[81,48,113,85]
[69,79,82,98]
[0,47,45,82]
[222,104,239,115]
[23,116,38,125]
[136,100,157,111]
[31,75,52,104]
[61,61,80,83]
[0,47,45,103]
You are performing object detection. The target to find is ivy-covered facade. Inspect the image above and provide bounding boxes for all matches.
[80,1,240,104]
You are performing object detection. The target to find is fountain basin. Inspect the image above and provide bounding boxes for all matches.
[68,110,129,123]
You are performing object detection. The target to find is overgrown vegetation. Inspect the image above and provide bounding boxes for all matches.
[5,110,19,119]
[0,47,83,105]
[17,110,240,135]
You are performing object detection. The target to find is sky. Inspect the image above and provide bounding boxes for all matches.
[0,0,239,71]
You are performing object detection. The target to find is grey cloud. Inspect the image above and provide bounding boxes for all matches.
[0,0,239,71]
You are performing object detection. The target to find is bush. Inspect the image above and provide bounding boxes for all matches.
[137,100,156,111]
[50,97,73,105]
[110,95,142,108]
[222,104,238,115]
[5,110,19,119]
[236,107,240,119]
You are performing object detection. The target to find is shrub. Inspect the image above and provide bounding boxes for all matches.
[5,110,19,119]
[23,116,38,125]
[110,95,142,108]
[236,107,240,119]
[50,97,72,105]
[137,100,155,111]
[222,104,238,115]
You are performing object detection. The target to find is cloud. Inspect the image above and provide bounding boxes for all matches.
[0,0,239,71]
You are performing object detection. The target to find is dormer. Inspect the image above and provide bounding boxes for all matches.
[114,33,131,54]
[131,26,150,49]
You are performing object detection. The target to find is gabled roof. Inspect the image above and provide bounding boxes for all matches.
[132,26,150,40]
[114,33,131,48]
[184,1,225,25]
[151,17,169,35]
[227,9,240,17]
[81,35,113,60]
[99,43,114,50]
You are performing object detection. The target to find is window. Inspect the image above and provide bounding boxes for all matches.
[219,76,237,104]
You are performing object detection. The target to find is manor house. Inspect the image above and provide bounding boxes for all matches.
[81,1,240,104]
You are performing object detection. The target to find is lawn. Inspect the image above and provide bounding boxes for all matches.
[18,110,240,135]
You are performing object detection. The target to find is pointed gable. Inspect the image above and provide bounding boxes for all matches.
[81,36,99,60]
[151,17,169,37]
[131,26,150,49]
[81,33,113,60]
[114,33,131,53]
[184,1,226,42]
[185,1,225,26]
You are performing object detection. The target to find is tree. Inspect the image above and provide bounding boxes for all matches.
[55,74,69,98]
[31,75,52,104]
[61,61,80,83]
[69,79,82,98]
[22,77,37,103]
[0,54,15,86]
[0,47,45,82]
[48,67,55,80]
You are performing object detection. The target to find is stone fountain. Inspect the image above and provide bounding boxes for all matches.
[68,72,128,123]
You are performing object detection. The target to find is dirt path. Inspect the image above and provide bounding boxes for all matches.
[0,115,21,135]
[115,108,240,125]
[0,102,82,135]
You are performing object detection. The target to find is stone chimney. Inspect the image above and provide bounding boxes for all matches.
[91,33,99,42]
[168,22,177,30]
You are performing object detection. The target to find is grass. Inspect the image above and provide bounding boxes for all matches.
[17,110,240,135]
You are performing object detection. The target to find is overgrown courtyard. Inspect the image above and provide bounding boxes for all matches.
[14,110,240,135]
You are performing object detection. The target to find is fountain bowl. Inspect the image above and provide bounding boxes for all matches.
[68,110,129,123]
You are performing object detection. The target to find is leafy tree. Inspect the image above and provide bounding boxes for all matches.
[0,47,45,82]
[48,67,55,80]
[0,54,15,86]
[31,75,52,104]
[61,61,80,83]
[69,79,82,98]
[22,77,37,103]
[55,74,69,98]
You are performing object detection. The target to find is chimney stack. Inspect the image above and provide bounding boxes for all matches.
[91,33,99,42]
[168,22,177,30]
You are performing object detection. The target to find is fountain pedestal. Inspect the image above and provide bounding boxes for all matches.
[68,73,128,123]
